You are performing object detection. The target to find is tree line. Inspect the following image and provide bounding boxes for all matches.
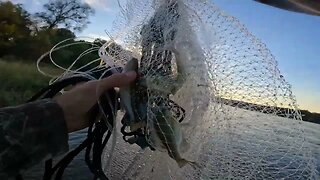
[0,0,103,68]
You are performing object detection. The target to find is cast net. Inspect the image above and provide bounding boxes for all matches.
[37,0,319,179]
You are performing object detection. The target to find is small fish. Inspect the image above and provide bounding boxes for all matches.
[141,46,187,95]
[149,105,196,168]
[119,58,147,131]
[120,58,138,120]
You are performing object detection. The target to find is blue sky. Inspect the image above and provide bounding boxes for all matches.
[213,0,320,113]
[13,0,320,113]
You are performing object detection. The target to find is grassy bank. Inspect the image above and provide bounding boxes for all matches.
[0,60,58,107]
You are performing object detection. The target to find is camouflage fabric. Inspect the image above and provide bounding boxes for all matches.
[0,99,69,179]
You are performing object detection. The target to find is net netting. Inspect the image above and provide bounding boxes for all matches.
[36,0,319,179]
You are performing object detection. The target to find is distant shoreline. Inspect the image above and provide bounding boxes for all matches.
[221,98,320,125]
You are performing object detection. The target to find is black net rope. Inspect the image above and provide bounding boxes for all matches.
[15,64,187,180]
[16,67,116,180]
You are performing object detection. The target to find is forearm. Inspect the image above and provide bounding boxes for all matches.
[0,99,69,178]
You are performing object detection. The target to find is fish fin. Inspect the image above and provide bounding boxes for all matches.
[130,121,146,131]
[176,159,189,168]
[180,122,191,127]
[179,136,190,153]
[178,126,191,153]
[176,158,199,168]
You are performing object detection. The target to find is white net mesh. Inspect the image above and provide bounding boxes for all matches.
[37,0,319,179]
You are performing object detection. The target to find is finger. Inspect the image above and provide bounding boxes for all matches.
[99,71,137,90]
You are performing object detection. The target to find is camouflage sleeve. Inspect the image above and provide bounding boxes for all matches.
[0,99,69,178]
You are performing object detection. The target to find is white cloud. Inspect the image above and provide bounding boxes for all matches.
[83,0,114,11]
[33,0,41,5]
[10,0,41,5]
[9,0,43,12]
[10,0,23,3]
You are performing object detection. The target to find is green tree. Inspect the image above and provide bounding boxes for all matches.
[0,1,32,57]
[35,0,94,32]
[23,28,76,61]
[50,28,76,44]
[0,1,96,63]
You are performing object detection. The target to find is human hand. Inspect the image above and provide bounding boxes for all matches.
[55,71,137,133]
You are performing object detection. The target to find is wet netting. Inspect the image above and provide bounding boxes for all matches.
[32,0,318,179]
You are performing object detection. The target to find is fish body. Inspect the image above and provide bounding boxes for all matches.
[149,105,194,168]
[119,58,138,121]
[119,58,147,131]
[140,46,187,95]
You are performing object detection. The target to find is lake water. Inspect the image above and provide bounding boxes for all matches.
[23,107,320,179]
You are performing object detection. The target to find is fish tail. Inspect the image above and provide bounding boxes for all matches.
[177,159,199,168]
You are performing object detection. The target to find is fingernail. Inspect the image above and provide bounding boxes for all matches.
[125,71,137,79]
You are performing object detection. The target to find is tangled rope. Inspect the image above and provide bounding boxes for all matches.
[16,66,117,180]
